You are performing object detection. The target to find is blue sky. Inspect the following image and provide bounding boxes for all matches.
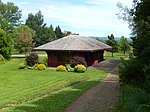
[3,0,133,37]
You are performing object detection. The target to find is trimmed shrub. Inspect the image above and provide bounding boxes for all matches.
[75,64,87,73]
[26,53,39,66]
[70,56,87,67]
[19,63,27,69]
[37,64,46,70]
[65,64,74,72]
[56,65,67,72]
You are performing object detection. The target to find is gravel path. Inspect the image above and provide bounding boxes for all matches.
[66,60,120,112]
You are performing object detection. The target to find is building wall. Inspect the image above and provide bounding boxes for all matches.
[46,50,104,67]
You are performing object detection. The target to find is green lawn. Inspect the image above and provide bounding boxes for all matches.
[0,58,107,112]
[104,52,129,60]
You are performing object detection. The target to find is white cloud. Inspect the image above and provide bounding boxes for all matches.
[3,0,132,37]
[39,0,131,37]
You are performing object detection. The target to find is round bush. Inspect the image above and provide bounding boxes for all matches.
[56,65,67,72]
[75,64,87,73]
[26,53,39,66]
[19,63,27,69]
[37,64,46,70]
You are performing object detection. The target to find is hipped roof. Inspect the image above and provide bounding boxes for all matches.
[34,35,112,52]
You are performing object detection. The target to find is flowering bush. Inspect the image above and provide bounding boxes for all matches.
[37,64,46,70]
[70,56,87,67]
[26,53,39,66]
[56,65,67,72]
[74,64,87,73]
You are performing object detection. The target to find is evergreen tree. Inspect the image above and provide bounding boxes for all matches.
[106,34,118,57]
[118,0,150,89]
[26,11,57,46]
[55,26,63,39]
[131,0,150,64]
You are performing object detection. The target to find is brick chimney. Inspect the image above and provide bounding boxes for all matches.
[67,31,72,36]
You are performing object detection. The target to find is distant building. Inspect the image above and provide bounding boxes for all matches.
[34,35,111,67]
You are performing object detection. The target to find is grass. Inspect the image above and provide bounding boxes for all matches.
[113,85,150,112]
[104,52,129,60]
[0,58,107,112]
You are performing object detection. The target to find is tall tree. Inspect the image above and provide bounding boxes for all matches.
[119,36,131,54]
[106,34,118,57]
[55,26,63,39]
[131,0,150,63]
[0,28,12,60]
[25,11,45,31]
[118,0,150,88]
[0,1,22,32]
[26,11,56,46]
[13,25,35,54]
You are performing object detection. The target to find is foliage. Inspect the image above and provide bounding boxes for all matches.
[0,1,21,31]
[37,64,46,70]
[55,25,63,39]
[70,56,87,67]
[25,11,56,46]
[119,36,131,54]
[26,53,39,66]
[56,65,67,72]
[74,64,87,73]
[106,34,118,57]
[0,58,107,112]
[117,0,150,89]
[13,25,35,54]
[18,62,27,69]
[41,56,48,66]
[131,0,150,64]
[65,64,74,72]
[114,85,150,112]
[0,28,12,60]
[119,59,145,87]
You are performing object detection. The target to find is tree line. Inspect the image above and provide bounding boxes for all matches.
[0,1,65,59]
[98,34,131,57]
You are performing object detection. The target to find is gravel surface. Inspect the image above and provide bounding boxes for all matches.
[66,60,120,112]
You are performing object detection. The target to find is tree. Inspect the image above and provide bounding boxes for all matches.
[39,26,56,45]
[55,26,63,39]
[14,25,35,54]
[26,11,57,46]
[118,0,150,89]
[119,36,131,54]
[0,1,22,32]
[106,34,118,57]
[131,0,150,64]
[0,28,12,60]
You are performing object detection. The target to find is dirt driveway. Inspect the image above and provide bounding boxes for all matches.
[66,60,120,112]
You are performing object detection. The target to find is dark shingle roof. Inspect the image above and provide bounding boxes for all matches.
[34,35,112,51]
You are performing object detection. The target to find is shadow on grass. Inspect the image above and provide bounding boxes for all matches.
[10,80,99,112]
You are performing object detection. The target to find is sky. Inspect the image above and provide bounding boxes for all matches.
[3,0,133,37]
